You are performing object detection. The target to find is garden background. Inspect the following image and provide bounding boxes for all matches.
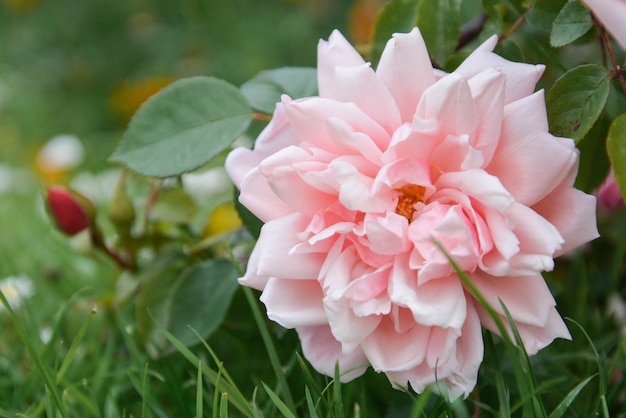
[1,0,626,416]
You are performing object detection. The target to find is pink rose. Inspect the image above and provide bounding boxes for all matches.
[596,171,625,211]
[581,0,626,50]
[226,29,599,399]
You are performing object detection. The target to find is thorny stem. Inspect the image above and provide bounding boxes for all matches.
[598,21,626,95]
[91,228,136,271]
[499,6,531,43]
[457,13,488,52]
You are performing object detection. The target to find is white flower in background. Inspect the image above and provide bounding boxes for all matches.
[182,167,233,200]
[0,275,34,311]
[36,134,85,173]
[71,169,122,204]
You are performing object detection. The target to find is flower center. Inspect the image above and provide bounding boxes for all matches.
[395,184,426,221]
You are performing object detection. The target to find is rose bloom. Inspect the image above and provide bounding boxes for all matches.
[596,170,625,212]
[226,29,599,398]
[581,0,626,50]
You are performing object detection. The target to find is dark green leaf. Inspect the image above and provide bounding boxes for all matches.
[241,67,317,115]
[135,251,187,356]
[528,0,568,32]
[607,113,626,200]
[135,254,239,356]
[111,76,253,178]
[149,188,198,224]
[546,64,610,142]
[416,0,462,67]
[550,1,592,47]
[574,115,610,193]
[370,0,419,67]
[166,258,239,351]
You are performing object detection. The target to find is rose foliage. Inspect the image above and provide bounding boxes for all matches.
[227,28,599,399]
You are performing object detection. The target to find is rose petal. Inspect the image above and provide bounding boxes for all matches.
[254,213,325,279]
[487,91,579,205]
[533,182,599,256]
[377,28,437,122]
[455,35,545,104]
[317,30,367,98]
[297,325,368,382]
[262,278,327,327]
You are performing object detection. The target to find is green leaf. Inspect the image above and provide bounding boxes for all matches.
[149,187,198,224]
[546,64,610,142]
[550,1,592,47]
[370,0,419,67]
[241,67,317,115]
[136,257,239,357]
[574,115,610,193]
[166,258,239,351]
[416,0,462,67]
[111,76,253,178]
[528,0,568,32]
[607,113,626,200]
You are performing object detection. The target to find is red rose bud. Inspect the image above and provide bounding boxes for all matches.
[46,186,94,236]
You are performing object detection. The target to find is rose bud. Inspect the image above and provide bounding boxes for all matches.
[46,186,95,236]
[596,171,625,212]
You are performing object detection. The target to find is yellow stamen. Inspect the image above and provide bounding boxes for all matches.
[395,184,426,221]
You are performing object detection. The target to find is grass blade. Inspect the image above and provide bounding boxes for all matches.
[197,360,203,418]
[56,306,97,384]
[242,286,296,412]
[0,290,67,418]
[148,311,253,417]
[548,375,596,418]
[261,381,297,418]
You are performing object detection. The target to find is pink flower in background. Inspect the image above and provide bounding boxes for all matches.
[581,0,626,50]
[596,171,625,211]
[227,29,599,398]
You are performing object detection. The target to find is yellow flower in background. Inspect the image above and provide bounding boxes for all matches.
[110,77,176,122]
[202,202,242,238]
[348,0,386,45]
[3,0,38,12]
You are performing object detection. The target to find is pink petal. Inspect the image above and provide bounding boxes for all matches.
[364,213,411,256]
[297,325,368,382]
[467,68,506,165]
[283,96,390,152]
[455,35,545,104]
[436,169,515,214]
[254,213,325,279]
[259,146,337,216]
[317,30,367,98]
[377,28,437,123]
[486,91,579,206]
[469,271,556,328]
[326,117,383,165]
[389,255,467,329]
[416,73,479,140]
[262,278,328,327]
[476,304,570,355]
[236,164,294,222]
[333,64,402,134]
[533,182,599,255]
[362,317,432,371]
[507,203,564,274]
